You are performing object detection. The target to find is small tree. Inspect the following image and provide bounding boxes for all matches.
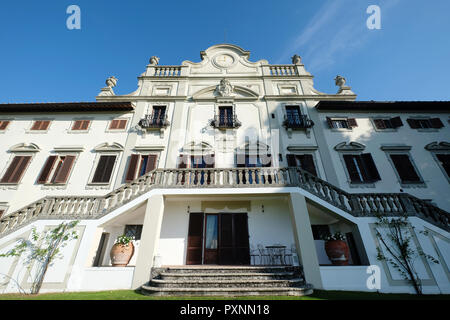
[0,220,79,295]
[374,214,438,295]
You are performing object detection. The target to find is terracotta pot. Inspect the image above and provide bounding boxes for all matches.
[110,242,134,267]
[324,240,349,266]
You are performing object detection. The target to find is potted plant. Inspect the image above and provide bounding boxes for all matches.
[324,232,350,266]
[110,234,135,267]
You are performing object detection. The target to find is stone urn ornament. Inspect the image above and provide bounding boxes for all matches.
[110,234,135,267]
[324,232,350,266]
[149,56,160,66]
[291,54,302,65]
[334,75,346,88]
[106,76,118,88]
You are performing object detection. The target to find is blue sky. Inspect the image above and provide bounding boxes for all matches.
[0,0,449,103]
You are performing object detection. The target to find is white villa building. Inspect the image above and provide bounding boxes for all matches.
[0,44,449,295]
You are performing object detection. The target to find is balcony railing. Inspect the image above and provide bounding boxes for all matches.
[138,114,170,129]
[209,115,242,129]
[283,115,314,130]
[1,167,449,238]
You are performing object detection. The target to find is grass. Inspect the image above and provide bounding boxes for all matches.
[0,289,449,300]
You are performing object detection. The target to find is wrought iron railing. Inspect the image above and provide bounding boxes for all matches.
[283,115,314,129]
[209,115,242,129]
[138,114,170,129]
[1,167,449,238]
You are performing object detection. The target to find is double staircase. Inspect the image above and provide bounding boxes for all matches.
[141,266,313,296]
[1,167,449,239]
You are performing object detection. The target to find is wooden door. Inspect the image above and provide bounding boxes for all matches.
[219,213,250,265]
[186,212,204,265]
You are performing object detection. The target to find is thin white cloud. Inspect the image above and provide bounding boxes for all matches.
[277,0,402,71]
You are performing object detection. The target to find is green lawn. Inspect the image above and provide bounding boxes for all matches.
[0,289,448,300]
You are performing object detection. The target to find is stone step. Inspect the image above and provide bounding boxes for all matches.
[161,266,292,274]
[159,272,296,281]
[141,285,314,297]
[150,278,306,288]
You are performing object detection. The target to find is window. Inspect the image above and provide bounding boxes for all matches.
[71,120,91,131]
[37,155,76,184]
[342,153,381,184]
[389,154,422,184]
[0,155,32,184]
[311,225,330,240]
[0,120,11,131]
[236,154,272,168]
[108,119,128,130]
[177,154,215,184]
[30,120,51,131]
[286,154,317,176]
[407,118,444,129]
[435,154,450,180]
[124,225,143,240]
[219,106,233,126]
[327,117,357,129]
[125,154,158,182]
[91,155,117,183]
[152,106,166,125]
[373,116,403,130]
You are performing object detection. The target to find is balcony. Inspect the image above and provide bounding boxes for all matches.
[138,114,170,130]
[209,114,242,130]
[283,115,314,130]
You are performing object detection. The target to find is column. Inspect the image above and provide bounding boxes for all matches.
[288,192,323,289]
[131,194,165,288]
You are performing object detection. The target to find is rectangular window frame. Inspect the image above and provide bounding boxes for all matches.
[431,152,450,183]
[87,153,119,187]
[69,119,92,133]
[37,153,78,186]
[326,117,357,131]
[0,120,12,133]
[407,117,444,132]
[125,152,160,182]
[384,151,426,188]
[371,116,403,132]
[0,154,34,186]
[106,118,129,132]
[286,153,319,177]
[27,119,53,134]
[339,152,380,188]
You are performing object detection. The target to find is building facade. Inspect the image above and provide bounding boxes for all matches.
[0,44,449,295]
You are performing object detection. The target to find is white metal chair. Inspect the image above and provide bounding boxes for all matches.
[257,244,270,265]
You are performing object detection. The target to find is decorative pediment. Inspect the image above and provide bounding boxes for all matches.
[192,83,259,101]
[334,142,365,151]
[53,146,85,152]
[94,142,124,152]
[182,141,214,153]
[182,44,268,76]
[425,141,450,151]
[237,141,270,153]
[9,143,40,153]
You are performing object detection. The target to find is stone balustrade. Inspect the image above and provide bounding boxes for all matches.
[1,167,448,237]
[153,66,182,77]
[269,65,298,76]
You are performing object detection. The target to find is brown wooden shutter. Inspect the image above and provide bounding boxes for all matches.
[326,117,334,129]
[80,120,90,130]
[390,154,421,183]
[361,153,381,182]
[429,118,444,129]
[72,120,82,130]
[125,154,140,182]
[407,119,420,129]
[92,155,116,183]
[286,154,297,167]
[144,155,158,174]
[109,120,119,130]
[40,121,50,130]
[37,156,58,184]
[373,119,386,129]
[186,212,204,265]
[117,119,127,129]
[178,154,188,169]
[347,118,358,127]
[0,121,10,130]
[31,121,42,130]
[3,156,32,183]
[0,210,4,219]
[343,154,362,183]
[390,116,403,128]
[299,154,318,176]
[54,156,76,183]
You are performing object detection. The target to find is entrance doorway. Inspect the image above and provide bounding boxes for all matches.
[186,212,250,265]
